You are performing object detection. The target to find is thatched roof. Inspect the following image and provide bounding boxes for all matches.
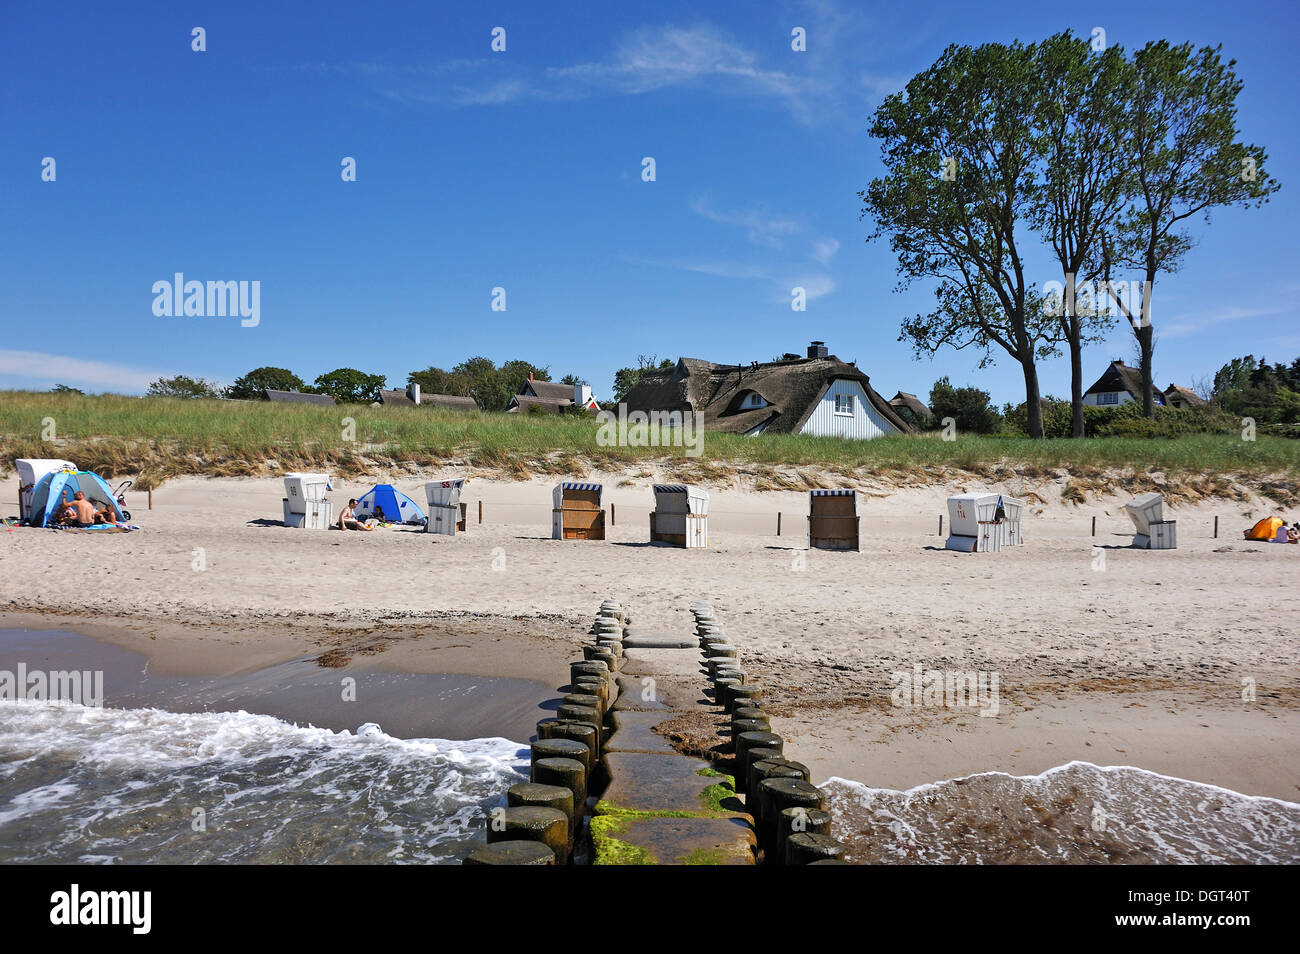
[263,388,335,406]
[889,391,933,424]
[507,394,569,414]
[623,355,911,435]
[421,393,479,411]
[1084,360,1145,399]
[377,388,416,406]
[519,379,573,402]
[1163,384,1206,408]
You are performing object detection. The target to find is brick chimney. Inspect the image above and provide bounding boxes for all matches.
[407,382,421,405]
[807,341,828,359]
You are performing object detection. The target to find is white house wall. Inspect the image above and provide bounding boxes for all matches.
[1083,391,1135,407]
[800,380,899,439]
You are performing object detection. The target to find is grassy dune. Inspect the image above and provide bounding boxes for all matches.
[0,391,1295,502]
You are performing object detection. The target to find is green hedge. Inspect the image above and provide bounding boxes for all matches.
[1002,399,1240,439]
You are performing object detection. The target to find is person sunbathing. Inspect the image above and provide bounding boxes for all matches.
[338,499,373,531]
[60,492,97,526]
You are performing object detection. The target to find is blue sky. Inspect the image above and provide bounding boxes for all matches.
[2,0,1297,406]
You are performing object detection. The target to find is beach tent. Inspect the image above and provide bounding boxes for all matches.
[650,484,709,548]
[552,482,605,540]
[16,458,76,521]
[808,489,859,551]
[424,478,468,536]
[27,470,122,527]
[356,484,426,526]
[1245,516,1284,541]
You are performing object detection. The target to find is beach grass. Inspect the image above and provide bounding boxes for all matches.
[0,391,1294,500]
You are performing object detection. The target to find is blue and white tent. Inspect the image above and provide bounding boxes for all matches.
[354,484,426,525]
[27,470,123,527]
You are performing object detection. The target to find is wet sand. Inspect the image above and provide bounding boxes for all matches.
[0,628,555,743]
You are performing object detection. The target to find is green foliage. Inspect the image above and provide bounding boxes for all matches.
[49,384,84,394]
[1002,397,1239,439]
[408,357,549,412]
[312,368,386,404]
[146,375,224,399]
[226,366,310,400]
[928,377,1002,434]
[1210,354,1300,426]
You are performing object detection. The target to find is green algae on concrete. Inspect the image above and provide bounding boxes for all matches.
[590,814,657,865]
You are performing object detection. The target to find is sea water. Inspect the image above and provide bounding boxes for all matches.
[0,699,528,864]
[823,761,1300,864]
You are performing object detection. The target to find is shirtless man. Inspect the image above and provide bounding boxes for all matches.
[338,499,373,531]
[61,492,97,526]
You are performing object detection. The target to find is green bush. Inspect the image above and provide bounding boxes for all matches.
[1002,398,1238,438]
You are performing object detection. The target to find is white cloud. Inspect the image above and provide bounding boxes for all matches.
[810,237,840,265]
[0,350,164,393]
[689,196,800,248]
[1159,305,1287,339]
[328,19,892,124]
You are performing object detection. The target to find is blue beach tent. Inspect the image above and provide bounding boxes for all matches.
[27,470,123,527]
[355,484,426,525]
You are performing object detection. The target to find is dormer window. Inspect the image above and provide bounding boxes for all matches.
[740,391,768,409]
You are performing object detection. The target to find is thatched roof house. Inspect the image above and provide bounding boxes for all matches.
[1163,384,1207,409]
[507,376,600,413]
[888,391,933,427]
[622,342,910,438]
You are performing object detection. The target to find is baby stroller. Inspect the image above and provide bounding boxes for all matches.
[112,480,133,521]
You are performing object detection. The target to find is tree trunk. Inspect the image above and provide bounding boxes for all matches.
[1021,354,1044,439]
[1068,316,1084,438]
[1137,323,1155,418]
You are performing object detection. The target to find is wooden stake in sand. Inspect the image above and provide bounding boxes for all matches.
[478,499,483,524]
[611,503,616,526]
[777,512,782,536]
[1214,516,1219,539]
[148,489,153,511]
[939,514,943,536]
[1091,516,1096,537]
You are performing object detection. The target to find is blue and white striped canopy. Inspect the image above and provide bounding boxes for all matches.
[653,484,688,493]
[811,489,855,497]
[560,483,602,492]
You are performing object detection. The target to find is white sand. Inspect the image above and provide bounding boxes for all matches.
[2,471,1297,798]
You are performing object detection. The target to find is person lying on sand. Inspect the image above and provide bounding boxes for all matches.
[338,499,373,531]
[60,492,97,526]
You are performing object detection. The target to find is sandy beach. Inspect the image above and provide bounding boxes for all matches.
[2,471,1297,802]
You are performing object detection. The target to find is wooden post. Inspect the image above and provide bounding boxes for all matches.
[148,488,153,511]
[1214,515,1219,539]
[478,499,483,524]
[777,512,782,536]
[938,514,943,536]
[1091,516,1096,537]
[611,503,616,526]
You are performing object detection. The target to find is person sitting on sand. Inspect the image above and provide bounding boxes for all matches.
[1289,524,1300,544]
[93,501,117,523]
[338,499,373,531]
[60,492,97,527]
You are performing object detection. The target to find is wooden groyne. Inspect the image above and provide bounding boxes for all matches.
[465,599,849,865]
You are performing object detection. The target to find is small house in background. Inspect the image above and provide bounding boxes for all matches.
[1083,360,1167,408]
[1163,385,1207,409]
[263,388,336,406]
[888,391,933,428]
[507,376,601,414]
[377,383,478,411]
[621,342,911,439]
